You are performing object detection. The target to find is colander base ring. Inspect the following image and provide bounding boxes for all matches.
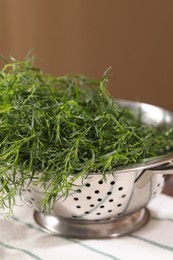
[33,207,150,239]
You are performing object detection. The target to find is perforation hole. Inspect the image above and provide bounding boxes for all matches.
[68,178,129,221]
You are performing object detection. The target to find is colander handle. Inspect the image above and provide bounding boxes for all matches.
[135,160,173,189]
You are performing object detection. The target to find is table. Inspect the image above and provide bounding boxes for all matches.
[0,193,173,260]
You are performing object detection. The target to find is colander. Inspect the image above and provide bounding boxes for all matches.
[21,100,173,238]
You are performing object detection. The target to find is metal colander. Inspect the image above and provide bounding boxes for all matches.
[20,100,173,238]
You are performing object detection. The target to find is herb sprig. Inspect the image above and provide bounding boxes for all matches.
[0,57,173,212]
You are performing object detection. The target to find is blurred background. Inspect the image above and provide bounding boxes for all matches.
[0,0,173,110]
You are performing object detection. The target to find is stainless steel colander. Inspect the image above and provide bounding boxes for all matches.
[21,100,173,238]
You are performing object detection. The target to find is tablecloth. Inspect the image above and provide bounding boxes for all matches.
[0,193,173,260]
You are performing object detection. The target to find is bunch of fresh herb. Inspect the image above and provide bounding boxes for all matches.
[0,57,173,212]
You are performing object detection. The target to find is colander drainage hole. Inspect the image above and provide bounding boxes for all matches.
[118,187,123,191]
[98,180,103,184]
[86,183,91,187]
[76,206,81,209]
[100,205,104,208]
[157,183,161,187]
[107,192,112,195]
[97,198,102,202]
[109,199,113,202]
[90,204,94,207]
[110,181,115,185]
[95,190,100,194]
[73,197,79,201]
[87,196,92,200]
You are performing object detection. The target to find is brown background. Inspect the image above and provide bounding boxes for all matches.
[0,0,173,111]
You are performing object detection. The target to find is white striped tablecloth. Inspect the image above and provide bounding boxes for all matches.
[0,193,173,260]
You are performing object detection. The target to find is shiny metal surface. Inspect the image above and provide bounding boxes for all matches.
[33,208,150,238]
[117,99,173,126]
[21,100,173,238]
